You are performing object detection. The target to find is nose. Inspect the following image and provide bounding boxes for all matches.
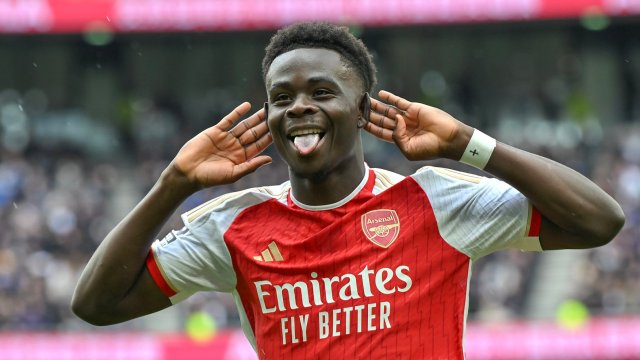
[285,95,318,118]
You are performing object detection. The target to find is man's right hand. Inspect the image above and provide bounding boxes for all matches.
[170,102,273,191]
[72,102,273,326]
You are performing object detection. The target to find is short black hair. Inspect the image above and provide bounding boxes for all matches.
[262,22,377,93]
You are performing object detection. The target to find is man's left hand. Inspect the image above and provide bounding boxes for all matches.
[366,90,473,161]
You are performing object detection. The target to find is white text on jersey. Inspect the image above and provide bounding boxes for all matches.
[254,265,412,314]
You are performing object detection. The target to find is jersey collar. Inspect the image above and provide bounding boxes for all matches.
[289,164,374,211]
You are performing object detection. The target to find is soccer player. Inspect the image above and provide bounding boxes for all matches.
[72,23,624,359]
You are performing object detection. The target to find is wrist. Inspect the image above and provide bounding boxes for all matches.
[458,129,497,169]
[441,123,474,160]
[157,164,199,199]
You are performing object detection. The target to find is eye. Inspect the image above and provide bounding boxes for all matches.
[272,93,291,104]
[313,89,332,97]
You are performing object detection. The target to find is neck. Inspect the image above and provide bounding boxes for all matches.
[289,159,366,206]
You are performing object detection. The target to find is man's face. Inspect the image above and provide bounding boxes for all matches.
[265,48,364,180]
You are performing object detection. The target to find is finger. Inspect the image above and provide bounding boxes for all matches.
[378,90,412,111]
[217,102,252,131]
[371,99,404,119]
[237,119,270,145]
[229,108,266,137]
[364,121,394,143]
[244,132,273,159]
[368,111,397,130]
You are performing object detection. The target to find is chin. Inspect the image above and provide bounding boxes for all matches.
[287,158,332,182]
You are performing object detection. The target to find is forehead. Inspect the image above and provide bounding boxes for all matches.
[266,48,358,89]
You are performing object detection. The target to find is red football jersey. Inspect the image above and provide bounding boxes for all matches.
[147,166,542,359]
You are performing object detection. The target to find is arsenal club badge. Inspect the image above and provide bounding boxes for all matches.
[361,209,400,248]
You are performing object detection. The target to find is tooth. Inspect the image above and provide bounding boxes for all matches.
[291,129,322,137]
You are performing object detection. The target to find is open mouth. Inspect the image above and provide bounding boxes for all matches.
[287,128,326,156]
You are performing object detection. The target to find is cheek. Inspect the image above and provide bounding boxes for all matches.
[266,115,290,154]
[326,99,358,121]
[266,115,281,136]
[330,107,360,132]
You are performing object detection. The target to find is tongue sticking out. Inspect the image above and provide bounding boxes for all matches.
[293,134,321,156]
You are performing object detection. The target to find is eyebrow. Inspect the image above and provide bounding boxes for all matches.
[269,76,341,91]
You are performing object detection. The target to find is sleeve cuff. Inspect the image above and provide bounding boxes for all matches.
[528,206,542,237]
[512,205,543,252]
[145,249,177,297]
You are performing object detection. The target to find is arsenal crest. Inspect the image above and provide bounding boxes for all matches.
[361,209,400,248]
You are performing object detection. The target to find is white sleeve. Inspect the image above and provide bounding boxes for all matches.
[146,212,236,304]
[412,167,542,260]
[145,185,286,304]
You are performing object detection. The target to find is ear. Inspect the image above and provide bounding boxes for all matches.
[357,92,370,128]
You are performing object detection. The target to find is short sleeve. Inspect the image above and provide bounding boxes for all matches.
[144,185,287,304]
[412,167,543,260]
[146,214,237,304]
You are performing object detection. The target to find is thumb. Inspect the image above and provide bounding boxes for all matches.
[392,114,407,145]
[232,156,273,179]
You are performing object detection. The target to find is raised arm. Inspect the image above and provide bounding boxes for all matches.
[367,90,625,250]
[72,102,272,325]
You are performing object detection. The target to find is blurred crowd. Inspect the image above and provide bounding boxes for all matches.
[0,80,638,332]
[574,126,640,316]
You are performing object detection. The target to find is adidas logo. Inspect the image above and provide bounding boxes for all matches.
[253,241,284,262]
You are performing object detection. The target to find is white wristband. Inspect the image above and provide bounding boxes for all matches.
[459,129,496,169]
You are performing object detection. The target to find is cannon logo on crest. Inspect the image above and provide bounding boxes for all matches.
[361,209,400,248]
